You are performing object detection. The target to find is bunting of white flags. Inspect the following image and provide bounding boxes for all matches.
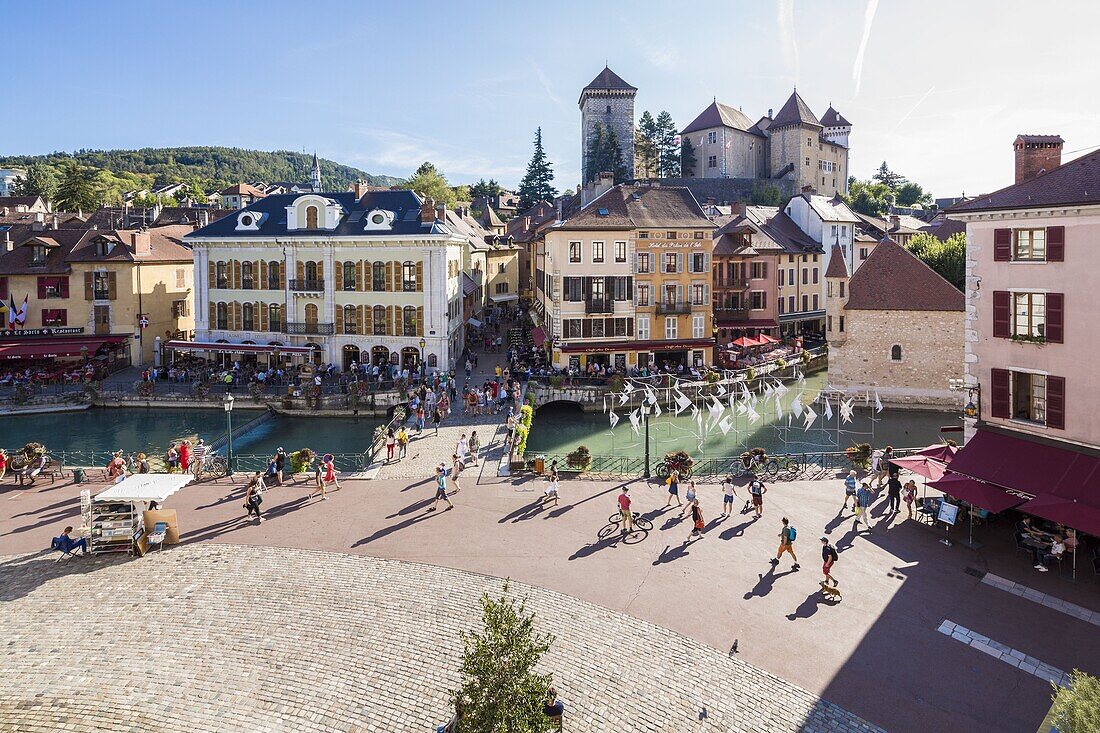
[790,393,804,418]
[797,369,806,385]
[609,409,620,429]
[708,396,724,418]
[863,391,870,406]
[746,405,760,424]
[774,381,789,398]
[715,382,727,396]
[602,396,607,414]
[652,399,662,418]
[674,390,692,415]
[803,404,818,431]
[695,408,704,433]
[690,404,700,423]
[628,408,641,435]
[775,397,784,421]
[735,400,748,416]
[840,398,855,424]
[645,387,658,405]
[618,391,630,406]
[874,389,884,413]
[729,393,737,412]
[718,415,733,435]
[622,381,635,394]
[823,395,834,421]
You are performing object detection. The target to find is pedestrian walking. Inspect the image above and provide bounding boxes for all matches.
[842,470,857,511]
[748,475,767,518]
[308,456,326,500]
[902,480,917,519]
[431,466,453,511]
[542,472,559,507]
[432,406,443,435]
[244,472,265,522]
[468,431,481,466]
[820,537,839,586]
[663,470,682,508]
[871,448,887,488]
[275,447,286,486]
[686,498,705,542]
[771,517,800,570]
[681,480,697,517]
[416,406,426,433]
[135,453,150,474]
[165,444,178,474]
[886,473,903,514]
[721,475,739,517]
[397,426,409,458]
[456,434,469,464]
[450,454,463,493]
[179,440,191,474]
[854,482,875,530]
[191,438,209,478]
[322,453,340,492]
[617,486,633,533]
[386,429,396,461]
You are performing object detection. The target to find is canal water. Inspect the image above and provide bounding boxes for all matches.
[526,371,961,458]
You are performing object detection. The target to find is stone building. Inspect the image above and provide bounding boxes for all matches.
[825,238,964,406]
[579,66,636,184]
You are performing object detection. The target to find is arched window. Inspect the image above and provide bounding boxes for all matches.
[305,205,319,229]
[215,302,228,329]
[268,261,281,289]
[242,302,255,330]
[402,261,417,291]
[304,303,319,324]
[403,306,418,336]
[215,261,228,288]
[305,261,319,283]
[343,261,356,291]
[268,303,282,331]
[372,261,386,291]
[343,304,358,334]
[373,305,386,335]
[890,344,902,362]
[241,261,254,290]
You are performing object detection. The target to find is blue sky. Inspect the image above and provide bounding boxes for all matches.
[5,0,1099,198]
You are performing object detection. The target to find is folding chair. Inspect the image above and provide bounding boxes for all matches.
[51,536,78,562]
[146,522,168,553]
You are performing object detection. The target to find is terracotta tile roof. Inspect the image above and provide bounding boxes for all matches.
[921,218,966,240]
[219,183,267,197]
[949,151,1100,213]
[681,101,759,135]
[824,244,849,277]
[558,185,712,231]
[770,90,821,129]
[0,196,45,210]
[845,239,963,311]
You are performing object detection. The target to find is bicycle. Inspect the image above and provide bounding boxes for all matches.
[732,454,779,478]
[654,461,694,480]
[194,452,229,480]
[606,511,654,532]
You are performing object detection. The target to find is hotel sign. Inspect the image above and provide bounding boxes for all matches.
[0,327,85,338]
[642,241,703,249]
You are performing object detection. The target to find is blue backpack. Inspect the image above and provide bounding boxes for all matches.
[786,526,797,542]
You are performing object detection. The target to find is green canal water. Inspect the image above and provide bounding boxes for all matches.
[525,371,961,458]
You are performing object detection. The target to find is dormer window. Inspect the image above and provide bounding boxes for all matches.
[95,239,113,257]
[30,245,47,265]
[235,211,266,231]
[305,206,319,229]
[286,195,343,231]
[362,209,395,231]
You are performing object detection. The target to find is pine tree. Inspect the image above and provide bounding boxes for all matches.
[452,581,555,733]
[584,122,607,185]
[605,125,628,184]
[54,162,101,212]
[680,137,698,178]
[518,128,557,210]
[655,111,680,177]
[872,161,906,191]
[635,111,659,178]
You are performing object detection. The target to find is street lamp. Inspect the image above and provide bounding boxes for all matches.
[642,395,654,479]
[418,338,426,373]
[948,379,981,421]
[223,392,235,475]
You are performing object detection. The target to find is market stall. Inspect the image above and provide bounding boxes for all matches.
[88,474,193,556]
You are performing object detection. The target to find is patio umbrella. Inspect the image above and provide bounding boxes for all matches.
[757,334,780,344]
[731,336,760,348]
[890,455,948,482]
[1018,494,1100,580]
[912,443,959,464]
[927,473,1024,550]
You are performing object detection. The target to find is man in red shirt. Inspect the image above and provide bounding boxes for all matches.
[617,486,633,532]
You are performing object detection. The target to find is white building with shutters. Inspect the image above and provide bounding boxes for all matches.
[185,190,467,372]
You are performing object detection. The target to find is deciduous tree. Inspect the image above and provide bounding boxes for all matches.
[13,163,58,202]
[905,232,965,291]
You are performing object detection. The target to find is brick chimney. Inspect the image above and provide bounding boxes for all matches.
[350,181,372,199]
[888,214,900,232]
[1014,134,1064,184]
[730,201,744,217]
[420,196,436,224]
[130,230,152,256]
[3,231,11,252]
[32,212,45,231]
[436,202,448,223]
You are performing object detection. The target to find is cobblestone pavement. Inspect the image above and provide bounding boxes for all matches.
[0,544,881,733]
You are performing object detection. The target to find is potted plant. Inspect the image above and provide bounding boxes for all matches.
[801,349,812,366]
[549,375,564,389]
[845,442,872,469]
[247,381,267,400]
[191,381,210,399]
[608,374,624,392]
[740,446,767,468]
[133,380,154,398]
[565,445,592,473]
[775,357,788,369]
[289,448,315,475]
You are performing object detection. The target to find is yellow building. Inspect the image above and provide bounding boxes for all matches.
[0,225,194,366]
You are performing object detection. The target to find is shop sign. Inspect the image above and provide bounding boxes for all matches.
[0,326,85,338]
[643,241,703,249]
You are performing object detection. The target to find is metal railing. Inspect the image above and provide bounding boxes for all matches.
[289,279,324,292]
[585,298,615,314]
[284,322,335,335]
[655,301,692,315]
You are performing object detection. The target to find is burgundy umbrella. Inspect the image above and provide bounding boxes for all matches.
[1018,494,1100,580]
[927,473,1025,514]
[912,443,959,464]
[891,455,948,482]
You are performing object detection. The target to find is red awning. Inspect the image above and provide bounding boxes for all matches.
[1017,494,1100,537]
[757,334,780,344]
[559,338,714,354]
[715,317,779,329]
[927,473,1026,514]
[731,336,761,348]
[950,429,1100,503]
[891,455,948,482]
[164,340,314,356]
[532,327,547,347]
[0,337,126,361]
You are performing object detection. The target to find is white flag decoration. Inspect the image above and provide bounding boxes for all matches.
[602,396,607,413]
[623,381,635,394]
[823,395,834,420]
[618,391,630,406]
[729,393,737,412]
[709,396,724,418]
[609,410,620,429]
[797,369,806,385]
[746,405,760,424]
[628,408,641,435]
[803,404,818,431]
[715,382,727,396]
[690,404,700,422]
[790,393,804,418]
[775,397,784,421]
[718,415,734,435]
[840,398,855,424]
[774,381,789,398]
[652,399,662,417]
[874,389,884,413]
[674,390,692,415]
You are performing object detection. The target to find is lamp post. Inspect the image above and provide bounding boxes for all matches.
[418,337,426,373]
[642,395,654,479]
[948,379,981,421]
[223,392,235,475]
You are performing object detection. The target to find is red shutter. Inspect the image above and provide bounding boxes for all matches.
[993,229,1011,261]
[990,368,1010,419]
[58,309,67,326]
[1046,226,1064,262]
[37,277,47,299]
[992,291,1011,338]
[0,277,8,299]
[60,277,70,298]
[1046,376,1065,430]
[1045,293,1063,343]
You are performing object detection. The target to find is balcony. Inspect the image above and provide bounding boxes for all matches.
[289,279,324,292]
[713,306,752,322]
[585,297,615,314]
[720,277,751,289]
[284,322,335,336]
[656,301,692,315]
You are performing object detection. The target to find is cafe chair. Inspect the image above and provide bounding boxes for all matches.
[1014,533,1032,561]
[146,522,168,553]
[50,536,78,562]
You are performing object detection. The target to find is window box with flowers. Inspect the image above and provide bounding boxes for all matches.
[1010,333,1046,345]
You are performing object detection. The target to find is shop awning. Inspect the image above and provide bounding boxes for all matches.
[950,429,1100,502]
[560,338,714,354]
[461,272,480,297]
[0,337,126,360]
[490,293,519,303]
[96,474,194,503]
[467,318,483,329]
[715,317,779,329]
[1017,494,1100,537]
[927,473,1025,514]
[532,327,547,347]
[164,340,314,356]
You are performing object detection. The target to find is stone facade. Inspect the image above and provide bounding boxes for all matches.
[580,82,635,183]
[769,125,848,198]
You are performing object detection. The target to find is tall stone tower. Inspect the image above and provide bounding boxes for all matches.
[579,66,636,183]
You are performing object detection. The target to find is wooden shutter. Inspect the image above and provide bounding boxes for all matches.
[106,271,117,300]
[416,260,424,291]
[260,261,268,289]
[628,317,634,336]
[385,262,393,291]
[335,261,343,291]
[416,306,424,336]
[232,302,241,330]
[993,229,1011,261]
[335,305,344,333]
[208,261,215,288]
[356,261,364,292]
[582,319,591,337]
[992,291,1011,338]
[297,261,305,283]
[1045,292,1064,344]
[990,368,1010,419]
[37,277,46,300]
[363,305,373,334]
[1046,375,1065,430]
[260,302,269,331]
[231,260,239,289]
[385,306,393,335]
[84,272,93,300]
[59,276,69,298]
[357,305,365,334]
[209,302,216,327]
[1046,226,1064,262]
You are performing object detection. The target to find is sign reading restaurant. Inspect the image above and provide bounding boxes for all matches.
[0,327,85,338]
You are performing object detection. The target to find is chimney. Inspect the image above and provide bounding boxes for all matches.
[730,201,744,217]
[200,210,210,227]
[523,215,532,231]
[3,231,10,252]
[1014,134,1064,185]
[888,214,900,232]
[436,202,448,223]
[350,181,372,199]
[768,108,773,119]
[420,196,436,224]
[51,215,59,230]
[32,212,45,231]
[130,230,152,256]
[556,198,563,222]
[706,197,715,207]
[801,184,816,196]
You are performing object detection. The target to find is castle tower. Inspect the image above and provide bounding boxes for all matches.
[579,66,636,183]
[310,152,322,192]
[820,105,852,148]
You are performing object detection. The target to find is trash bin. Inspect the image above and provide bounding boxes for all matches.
[534,457,545,475]
[73,468,86,484]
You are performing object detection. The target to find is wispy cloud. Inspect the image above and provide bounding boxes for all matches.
[528,60,562,107]
[645,45,680,70]
[777,0,799,78]
[852,0,879,96]
[889,86,935,133]
[345,127,525,183]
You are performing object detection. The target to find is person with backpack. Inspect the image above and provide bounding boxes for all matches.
[854,482,875,530]
[842,469,858,512]
[431,465,453,512]
[686,498,705,543]
[748,475,767,518]
[820,536,839,587]
[771,517,799,570]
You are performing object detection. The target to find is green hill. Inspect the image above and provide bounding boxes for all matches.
[0,146,403,205]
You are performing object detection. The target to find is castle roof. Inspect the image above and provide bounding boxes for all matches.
[820,106,851,127]
[845,239,963,311]
[771,90,821,129]
[681,101,760,136]
[824,244,849,278]
[559,185,711,230]
[579,66,636,105]
[949,151,1100,213]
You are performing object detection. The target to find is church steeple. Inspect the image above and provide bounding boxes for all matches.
[310,152,322,192]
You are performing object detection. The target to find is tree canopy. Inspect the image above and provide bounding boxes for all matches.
[906,232,965,291]
[634,110,679,178]
[12,163,58,202]
[53,163,102,212]
[844,177,895,217]
[1049,669,1100,733]
[469,178,502,200]
[407,161,465,206]
[584,122,627,186]
[518,127,557,210]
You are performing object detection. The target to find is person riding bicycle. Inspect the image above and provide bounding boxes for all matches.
[617,486,633,533]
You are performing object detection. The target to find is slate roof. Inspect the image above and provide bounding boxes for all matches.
[681,101,761,136]
[480,206,504,228]
[820,106,851,127]
[581,66,636,92]
[770,90,821,129]
[949,152,1100,213]
[824,244,849,278]
[186,190,452,240]
[152,207,235,228]
[558,185,712,231]
[800,194,861,223]
[845,239,964,311]
[0,225,192,275]
[713,206,819,256]
[921,217,966,240]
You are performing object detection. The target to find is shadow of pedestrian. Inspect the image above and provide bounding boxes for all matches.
[743,565,794,600]
[652,543,691,565]
[719,517,757,540]
[353,509,442,546]
[786,590,839,620]
[400,476,434,492]
[823,509,849,535]
[387,497,435,518]
[834,523,865,553]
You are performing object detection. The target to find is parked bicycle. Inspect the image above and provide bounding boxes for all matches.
[654,451,694,480]
[194,451,229,480]
[606,511,654,532]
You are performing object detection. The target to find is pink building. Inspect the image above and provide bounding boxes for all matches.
[947,136,1100,537]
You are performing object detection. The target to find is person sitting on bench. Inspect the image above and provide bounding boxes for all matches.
[543,686,564,722]
[18,454,48,486]
[53,526,88,557]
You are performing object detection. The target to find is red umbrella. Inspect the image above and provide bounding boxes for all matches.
[1018,494,1100,536]
[913,443,959,464]
[890,455,948,481]
[757,334,780,344]
[731,336,760,348]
